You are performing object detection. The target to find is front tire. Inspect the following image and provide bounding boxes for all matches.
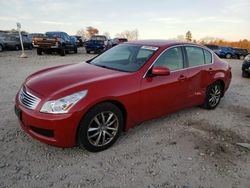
[77,103,124,152]
[0,44,3,52]
[202,82,223,110]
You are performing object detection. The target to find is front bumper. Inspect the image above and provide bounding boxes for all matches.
[15,100,83,148]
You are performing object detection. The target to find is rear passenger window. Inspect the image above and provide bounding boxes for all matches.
[153,47,183,71]
[185,46,205,67]
[204,49,212,64]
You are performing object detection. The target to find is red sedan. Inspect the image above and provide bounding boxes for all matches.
[15,40,232,152]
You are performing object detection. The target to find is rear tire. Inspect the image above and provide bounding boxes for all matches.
[77,102,124,152]
[37,48,42,55]
[202,82,223,110]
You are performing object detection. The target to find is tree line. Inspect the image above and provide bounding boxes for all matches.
[184,31,250,51]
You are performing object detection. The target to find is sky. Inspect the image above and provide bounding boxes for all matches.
[0,0,250,41]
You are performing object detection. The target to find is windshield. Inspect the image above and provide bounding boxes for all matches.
[90,44,158,72]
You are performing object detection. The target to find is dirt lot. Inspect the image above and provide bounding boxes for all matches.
[0,48,249,188]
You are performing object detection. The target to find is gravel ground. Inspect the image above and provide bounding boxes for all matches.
[0,48,249,188]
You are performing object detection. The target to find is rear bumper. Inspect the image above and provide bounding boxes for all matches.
[15,101,83,147]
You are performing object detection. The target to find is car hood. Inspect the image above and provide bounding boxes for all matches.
[25,62,129,97]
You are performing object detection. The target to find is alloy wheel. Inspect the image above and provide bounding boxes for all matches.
[208,85,221,107]
[87,111,119,147]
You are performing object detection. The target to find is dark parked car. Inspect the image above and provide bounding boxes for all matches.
[0,38,5,52]
[112,38,128,46]
[2,35,32,50]
[205,45,235,59]
[232,47,248,60]
[242,54,250,78]
[34,31,77,56]
[15,40,232,152]
[85,35,109,54]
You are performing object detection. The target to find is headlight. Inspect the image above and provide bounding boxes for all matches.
[40,90,88,114]
[244,55,250,62]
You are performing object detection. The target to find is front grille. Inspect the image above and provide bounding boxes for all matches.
[19,87,41,110]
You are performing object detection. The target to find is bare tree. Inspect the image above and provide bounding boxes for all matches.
[103,32,111,39]
[199,36,223,44]
[76,28,86,38]
[177,35,185,41]
[116,29,139,41]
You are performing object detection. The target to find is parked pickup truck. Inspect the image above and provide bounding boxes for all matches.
[85,35,110,54]
[34,31,77,56]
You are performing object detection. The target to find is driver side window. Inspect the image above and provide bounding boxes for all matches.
[154,47,183,71]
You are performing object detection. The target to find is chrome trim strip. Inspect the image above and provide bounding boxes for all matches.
[143,44,214,78]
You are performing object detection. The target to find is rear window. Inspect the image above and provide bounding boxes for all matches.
[91,36,106,41]
[185,46,205,67]
[46,32,62,38]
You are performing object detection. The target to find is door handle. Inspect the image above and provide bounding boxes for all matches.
[178,74,186,81]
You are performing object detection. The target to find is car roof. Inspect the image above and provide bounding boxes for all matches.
[126,40,199,48]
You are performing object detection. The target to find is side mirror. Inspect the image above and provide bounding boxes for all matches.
[152,66,170,76]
